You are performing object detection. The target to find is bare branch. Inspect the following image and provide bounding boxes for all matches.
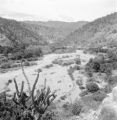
[21,60,31,94]
[32,69,40,104]
[14,78,19,96]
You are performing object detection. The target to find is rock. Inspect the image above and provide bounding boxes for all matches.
[100,86,117,120]
[100,104,117,120]
[112,87,117,101]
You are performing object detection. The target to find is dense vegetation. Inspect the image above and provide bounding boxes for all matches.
[85,48,117,75]
[0,16,87,54]
[0,17,47,46]
[0,69,56,120]
[0,44,42,71]
[0,12,117,120]
[63,12,117,48]
[83,47,117,100]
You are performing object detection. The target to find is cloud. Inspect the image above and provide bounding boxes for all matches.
[0,0,116,21]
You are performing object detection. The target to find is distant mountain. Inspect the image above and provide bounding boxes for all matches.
[63,12,117,48]
[23,21,87,44]
[25,21,87,29]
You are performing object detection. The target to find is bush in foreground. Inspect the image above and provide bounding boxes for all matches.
[0,69,57,120]
[0,62,11,69]
[71,100,84,116]
[92,90,107,101]
[86,82,99,93]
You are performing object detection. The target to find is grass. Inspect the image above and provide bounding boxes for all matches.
[80,89,107,111]
[44,64,53,69]
[71,100,84,116]
[81,95,101,111]
[0,59,37,74]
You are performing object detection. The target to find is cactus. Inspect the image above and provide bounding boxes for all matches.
[0,67,56,120]
[31,70,57,119]
[12,68,56,119]
[21,59,31,94]
[13,78,29,108]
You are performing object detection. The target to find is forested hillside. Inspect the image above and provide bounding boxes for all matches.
[0,17,87,53]
[0,12,117,53]
[63,12,117,48]
[23,21,87,44]
[0,17,47,47]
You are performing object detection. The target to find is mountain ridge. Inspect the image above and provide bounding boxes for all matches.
[23,21,88,44]
[0,12,117,53]
[62,12,117,48]
[0,16,87,48]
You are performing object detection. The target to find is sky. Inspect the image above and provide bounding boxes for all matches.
[0,0,116,22]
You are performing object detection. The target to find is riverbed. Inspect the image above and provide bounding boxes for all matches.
[0,50,94,101]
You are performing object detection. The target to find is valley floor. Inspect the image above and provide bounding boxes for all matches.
[0,50,93,97]
[0,50,96,120]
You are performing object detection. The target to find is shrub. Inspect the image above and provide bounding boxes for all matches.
[79,90,89,97]
[67,67,74,81]
[0,62,11,69]
[44,64,53,69]
[86,54,113,76]
[107,49,117,62]
[107,76,117,85]
[79,85,85,90]
[60,95,67,100]
[41,111,56,120]
[112,62,117,70]
[85,59,94,76]
[27,57,38,61]
[24,51,33,58]
[100,63,107,73]
[81,94,101,110]
[11,63,20,68]
[76,78,83,86]
[71,100,84,116]
[25,45,42,58]
[52,58,75,66]
[62,102,71,110]
[87,72,93,77]
[94,54,105,63]
[62,60,74,66]
[92,62,100,72]
[100,63,112,75]
[23,61,30,66]
[103,84,112,93]
[86,82,99,93]
[92,90,107,101]
[87,77,96,83]
[12,52,23,60]
[0,70,56,120]
[76,65,80,70]
[72,65,80,70]
[75,58,81,65]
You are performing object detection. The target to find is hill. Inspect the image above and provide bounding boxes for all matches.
[63,12,117,48]
[0,16,87,48]
[25,21,87,30]
[23,21,87,44]
[0,17,48,47]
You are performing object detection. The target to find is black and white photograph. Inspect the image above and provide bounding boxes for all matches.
[0,0,117,120]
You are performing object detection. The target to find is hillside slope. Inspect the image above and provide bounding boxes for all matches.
[63,12,117,48]
[0,17,47,47]
[23,21,87,44]
[0,16,87,48]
